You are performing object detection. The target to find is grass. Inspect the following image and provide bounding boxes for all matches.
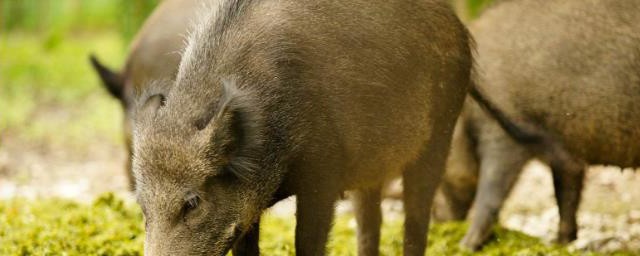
[0,193,621,256]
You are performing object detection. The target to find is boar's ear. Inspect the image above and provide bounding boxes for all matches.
[89,54,124,100]
[133,80,170,128]
[140,94,166,114]
[134,93,166,130]
[200,78,263,182]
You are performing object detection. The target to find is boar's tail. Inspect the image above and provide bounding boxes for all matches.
[469,83,580,168]
[89,54,124,99]
[468,85,545,145]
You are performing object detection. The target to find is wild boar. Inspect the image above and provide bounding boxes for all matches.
[434,0,640,251]
[90,0,216,191]
[131,0,475,255]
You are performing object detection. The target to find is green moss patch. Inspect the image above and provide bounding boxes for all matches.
[0,193,143,255]
[0,194,631,255]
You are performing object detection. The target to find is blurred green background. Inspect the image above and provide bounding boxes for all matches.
[1,0,159,152]
[1,0,490,35]
[1,0,160,40]
[0,0,493,152]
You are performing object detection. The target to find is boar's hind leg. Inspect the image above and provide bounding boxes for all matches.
[433,121,481,222]
[232,218,260,256]
[550,159,585,244]
[402,133,454,255]
[460,136,530,251]
[353,185,383,256]
[295,191,338,256]
[435,178,476,221]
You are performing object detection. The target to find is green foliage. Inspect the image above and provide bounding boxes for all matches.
[117,0,161,42]
[466,0,495,18]
[0,0,159,41]
[0,194,631,255]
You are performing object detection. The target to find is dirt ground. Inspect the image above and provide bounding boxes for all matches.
[503,162,640,253]
[1,133,639,253]
[0,134,130,202]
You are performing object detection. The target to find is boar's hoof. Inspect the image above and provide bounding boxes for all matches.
[459,228,491,252]
[556,225,578,245]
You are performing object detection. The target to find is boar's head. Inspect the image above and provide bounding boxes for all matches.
[132,79,270,256]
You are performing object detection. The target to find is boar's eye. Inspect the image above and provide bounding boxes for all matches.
[181,192,200,220]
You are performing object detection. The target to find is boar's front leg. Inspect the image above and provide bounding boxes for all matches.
[549,158,585,244]
[232,219,260,256]
[353,185,383,256]
[295,190,338,256]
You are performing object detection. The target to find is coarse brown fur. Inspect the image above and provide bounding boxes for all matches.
[433,0,640,251]
[132,0,473,255]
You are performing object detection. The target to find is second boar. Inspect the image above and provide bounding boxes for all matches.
[436,0,640,251]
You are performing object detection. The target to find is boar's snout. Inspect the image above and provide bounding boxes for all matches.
[143,206,244,256]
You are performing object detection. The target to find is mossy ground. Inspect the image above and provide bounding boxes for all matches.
[1,193,631,256]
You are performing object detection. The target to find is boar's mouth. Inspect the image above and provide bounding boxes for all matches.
[218,225,244,256]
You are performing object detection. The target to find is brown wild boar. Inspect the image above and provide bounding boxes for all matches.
[90,0,215,190]
[132,0,475,255]
[434,0,640,251]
